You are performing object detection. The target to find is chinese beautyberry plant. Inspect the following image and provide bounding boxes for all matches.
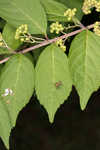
[0,0,100,149]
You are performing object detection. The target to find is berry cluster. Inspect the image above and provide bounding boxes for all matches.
[15,24,28,40]
[95,1,100,12]
[93,21,100,36]
[50,22,64,34]
[0,33,5,47]
[82,0,100,14]
[15,24,35,43]
[56,39,66,52]
[64,8,77,21]
[0,33,3,46]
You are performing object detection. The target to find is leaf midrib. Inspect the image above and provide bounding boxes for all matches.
[51,46,55,88]
[12,55,22,125]
[83,30,89,95]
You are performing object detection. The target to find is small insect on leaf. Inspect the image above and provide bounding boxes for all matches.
[2,88,13,97]
[55,81,62,88]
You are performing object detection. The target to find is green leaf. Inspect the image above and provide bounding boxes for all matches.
[0,54,34,149]
[2,23,22,50]
[40,0,68,22]
[35,44,72,122]
[0,48,12,54]
[54,0,84,20]
[32,47,45,65]
[0,0,47,35]
[68,30,100,110]
[0,23,22,54]
[0,64,3,74]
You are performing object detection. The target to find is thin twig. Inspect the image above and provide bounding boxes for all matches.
[19,23,94,54]
[79,22,87,29]
[0,57,10,64]
[0,23,94,64]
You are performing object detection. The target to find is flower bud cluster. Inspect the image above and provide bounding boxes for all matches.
[56,39,66,52]
[64,8,77,21]
[15,24,36,43]
[0,33,5,47]
[93,21,100,36]
[15,24,28,40]
[82,0,100,14]
[95,1,100,12]
[50,22,64,34]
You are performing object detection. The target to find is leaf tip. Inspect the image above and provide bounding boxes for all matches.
[3,138,10,150]
[80,101,87,111]
[48,111,55,123]
[49,115,54,123]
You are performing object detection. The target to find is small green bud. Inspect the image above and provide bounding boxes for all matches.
[20,38,25,42]
[93,21,100,36]
[50,22,64,34]
[64,8,77,21]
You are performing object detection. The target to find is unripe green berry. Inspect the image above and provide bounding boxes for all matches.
[50,22,64,34]
[56,39,66,52]
[0,42,3,46]
[64,8,77,21]
[93,21,100,36]
[20,38,25,42]
[82,0,100,14]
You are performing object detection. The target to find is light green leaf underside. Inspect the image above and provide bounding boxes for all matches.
[40,0,68,22]
[68,30,100,110]
[0,0,47,35]
[35,44,72,122]
[0,54,34,149]
[2,23,22,50]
